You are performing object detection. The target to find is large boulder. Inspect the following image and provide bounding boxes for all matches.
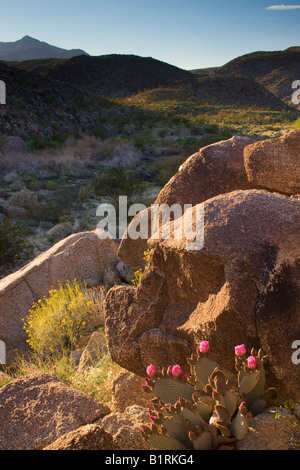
[43,424,114,450]
[244,130,300,195]
[0,230,121,364]
[155,135,256,207]
[111,370,154,412]
[105,189,300,401]
[118,135,256,270]
[0,373,110,450]
[236,407,300,450]
[117,207,151,270]
[97,405,151,450]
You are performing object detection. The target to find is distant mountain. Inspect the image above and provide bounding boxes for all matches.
[213,47,300,106]
[11,54,193,98]
[0,36,88,61]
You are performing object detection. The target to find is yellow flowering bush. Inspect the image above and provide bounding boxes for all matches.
[23,279,106,358]
[132,249,150,287]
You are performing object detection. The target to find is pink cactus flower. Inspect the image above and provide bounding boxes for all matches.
[172,365,182,377]
[239,401,247,415]
[146,364,156,377]
[247,355,258,369]
[199,341,209,353]
[235,344,246,356]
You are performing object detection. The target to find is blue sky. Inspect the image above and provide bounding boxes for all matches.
[1,0,300,69]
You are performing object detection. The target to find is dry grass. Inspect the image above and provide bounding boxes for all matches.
[0,135,117,173]
[2,345,123,403]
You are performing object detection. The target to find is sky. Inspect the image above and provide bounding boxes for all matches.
[1,0,300,70]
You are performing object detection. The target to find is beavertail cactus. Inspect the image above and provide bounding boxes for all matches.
[141,341,277,450]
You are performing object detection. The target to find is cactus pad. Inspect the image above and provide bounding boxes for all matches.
[194,357,218,389]
[152,377,194,404]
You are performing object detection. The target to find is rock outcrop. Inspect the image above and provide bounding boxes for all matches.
[0,373,110,450]
[44,407,152,451]
[97,405,151,450]
[155,135,256,207]
[111,370,154,412]
[236,407,300,450]
[43,424,114,450]
[118,136,256,270]
[106,131,300,403]
[105,189,300,400]
[0,230,121,364]
[244,130,300,195]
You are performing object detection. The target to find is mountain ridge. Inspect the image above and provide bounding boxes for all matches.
[0,36,89,61]
[210,47,300,106]
[0,45,298,140]
[9,53,193,98]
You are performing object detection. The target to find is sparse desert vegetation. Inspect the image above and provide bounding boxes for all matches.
[0,99,298,277]
[0,44,299,451]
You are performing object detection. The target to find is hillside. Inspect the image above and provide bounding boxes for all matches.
[129,75,288,111]
[0,61,100,139]
[0,54,195,139]
[0,36,88,61]
[1,54,294,142]
[11,54,193,98]
[215,47,300,106]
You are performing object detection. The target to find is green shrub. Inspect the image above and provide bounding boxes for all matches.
[77,184,95,202]
[45,180,59,191]
[26,133,68,151]
[133,134,153,150]
[0,218,33,276]
[10,180,25,191]
[8,188,39,212]
[92,168,141,197]
[22,172,39,183]
[78,214,98,232]
[46,221,73,244]
[93,126,108,139]
[27,180,42,191]
[190,126,203,136]
[39,220,53,230]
